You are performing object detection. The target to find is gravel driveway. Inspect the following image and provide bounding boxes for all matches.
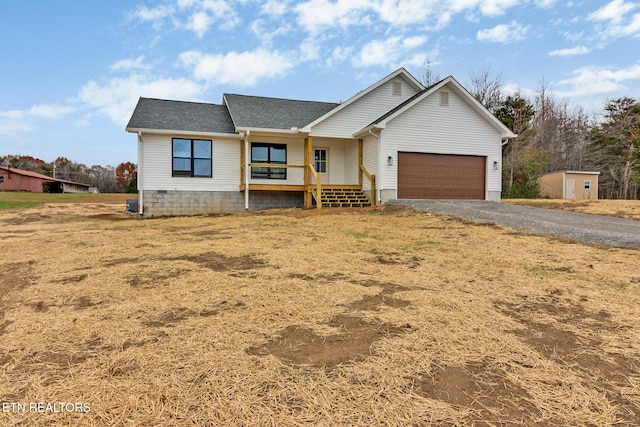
[389,200,640,250]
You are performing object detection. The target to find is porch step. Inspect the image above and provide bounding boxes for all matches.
[318,188,372,208]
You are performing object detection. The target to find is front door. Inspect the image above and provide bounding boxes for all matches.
[566,179,575,199]
[314,148,328,183]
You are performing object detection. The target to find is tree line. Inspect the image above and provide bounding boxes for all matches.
[0,155,137,193]
[425,64,640,199]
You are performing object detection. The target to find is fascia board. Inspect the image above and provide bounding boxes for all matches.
[126,127,241,139]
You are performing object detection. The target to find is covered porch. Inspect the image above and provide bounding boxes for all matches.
[239,134,376,209]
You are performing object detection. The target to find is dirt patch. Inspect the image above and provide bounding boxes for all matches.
[414,361,550,426]
[180,252,266,271]
[496,296,640,425]
[2,213,51,225]
[0,260,37,299]
[248,314,410,368]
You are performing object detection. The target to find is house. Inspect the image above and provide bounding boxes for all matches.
[126,68,516,217]
[539,171,600,200]
[0,166,93,193]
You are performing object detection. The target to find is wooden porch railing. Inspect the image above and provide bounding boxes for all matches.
[359,165,376,206]
[245,163,323,209]
[308,164,322,209]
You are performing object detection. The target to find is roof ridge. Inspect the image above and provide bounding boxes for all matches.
[224,93,338,105]
[139,97,221,106]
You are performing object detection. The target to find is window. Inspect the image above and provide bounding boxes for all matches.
[0,176,4,184]
[584,180,591,190]
[172,138,212,177]
[314,149,327,173]
[251,143,287,179]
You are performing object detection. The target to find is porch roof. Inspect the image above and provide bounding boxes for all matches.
[224,94,339,130]
[126,98,236,134]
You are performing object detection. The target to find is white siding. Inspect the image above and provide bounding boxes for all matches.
[380,85,503,195]
[310,76,420,138]
[362,133,378,192]
[343,140,359,185]
[141,133,240,191]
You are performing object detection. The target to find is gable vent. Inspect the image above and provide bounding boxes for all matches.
[392,81,402,96]
[439,91,449,106]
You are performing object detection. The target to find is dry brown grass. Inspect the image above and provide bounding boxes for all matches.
[504,198,640,220]
[1,203,639,426]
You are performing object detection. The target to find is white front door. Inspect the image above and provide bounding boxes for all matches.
[314,148,328,183]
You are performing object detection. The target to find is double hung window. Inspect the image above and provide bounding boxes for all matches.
[172,138,212,177]
[251,143,287,179]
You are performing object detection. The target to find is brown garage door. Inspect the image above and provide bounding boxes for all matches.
[397,152,486,199]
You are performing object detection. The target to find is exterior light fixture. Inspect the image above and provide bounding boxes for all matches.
[493,161,498,170]
[388,156,393,166]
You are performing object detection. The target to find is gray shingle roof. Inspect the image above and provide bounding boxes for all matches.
[223,94,339,130]
[126,98,236,134]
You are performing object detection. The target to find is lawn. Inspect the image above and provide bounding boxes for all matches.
[0,192,132,210]
[1,202,639,426]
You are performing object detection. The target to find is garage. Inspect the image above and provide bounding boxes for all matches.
[397,152,486,199]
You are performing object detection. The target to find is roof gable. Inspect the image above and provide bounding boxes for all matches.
[223,94,338,130]
[126,98,236,134]
[358,76,517,139]
[302,68,424,132]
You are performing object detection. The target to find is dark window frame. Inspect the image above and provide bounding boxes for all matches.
[172,138,212,177]
[251,143,287,180]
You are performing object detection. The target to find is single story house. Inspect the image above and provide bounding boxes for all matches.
[539,171,600,200]
[0,166,93,193]
[126,68,516,216]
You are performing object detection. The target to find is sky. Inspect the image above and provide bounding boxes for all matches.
[1,0,639,167]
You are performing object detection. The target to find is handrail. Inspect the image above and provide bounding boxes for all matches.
[248,163,305,169]
[308,164,322,209]
[359,165,376,206]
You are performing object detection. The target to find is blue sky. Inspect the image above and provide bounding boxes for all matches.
[1,0,639,167]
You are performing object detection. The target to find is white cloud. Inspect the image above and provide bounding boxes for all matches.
[135,4,175,21]
[587,0,640,41]
[0,104,76,136]
[178,48,295,85]
[548,45,589,57]
[111,56,150,72]
[261,0,290,16]
[556,63,640,98]
[477,21,529,43]
[187,11,213,37]
[295,0,372,33]
[78,75,204,126]
[588,0,636,24]
[353,35,427,67]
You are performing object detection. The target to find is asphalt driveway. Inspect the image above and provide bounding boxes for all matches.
[389,200,640,250]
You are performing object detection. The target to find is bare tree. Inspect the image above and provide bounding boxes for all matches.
[468,67,503,113]
[421,58,442,87]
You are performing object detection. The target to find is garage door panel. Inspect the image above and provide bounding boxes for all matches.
[398,152,485,199]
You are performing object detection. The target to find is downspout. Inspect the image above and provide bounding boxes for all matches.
[368,129,381,204]
[138,132,144,216]
[562,171,566,200]
[244,130,250,211]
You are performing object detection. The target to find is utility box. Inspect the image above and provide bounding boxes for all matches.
[126,199,139,215]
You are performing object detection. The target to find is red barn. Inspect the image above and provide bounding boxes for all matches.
[0,166,92,193]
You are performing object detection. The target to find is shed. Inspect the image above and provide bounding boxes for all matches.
[538,171,600,200]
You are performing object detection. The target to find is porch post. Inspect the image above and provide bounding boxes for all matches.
[244,131,250,211]
[358,139,363,187]
[304,136,312,208]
